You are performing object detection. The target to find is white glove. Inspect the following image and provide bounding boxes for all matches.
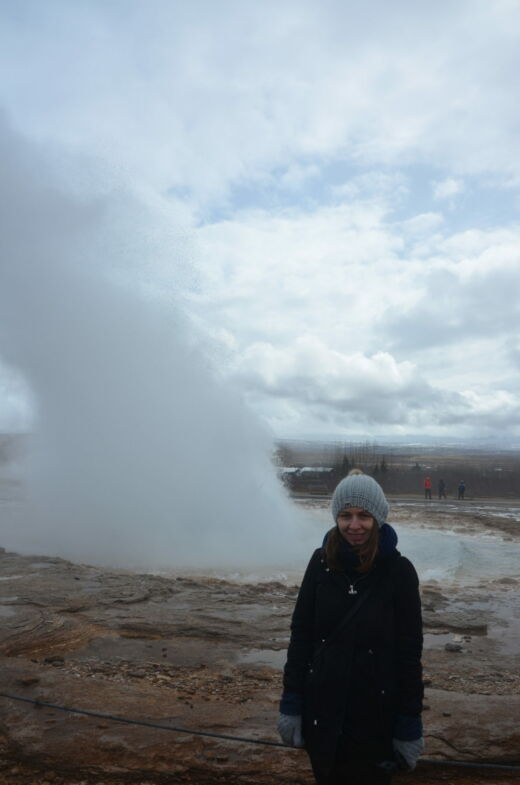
[277,713,304,747]
[392,736,424,770]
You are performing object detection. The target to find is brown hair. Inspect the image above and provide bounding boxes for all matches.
[324,517,380,574]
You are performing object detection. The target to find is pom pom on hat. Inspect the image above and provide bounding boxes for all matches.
[331,470,389,529]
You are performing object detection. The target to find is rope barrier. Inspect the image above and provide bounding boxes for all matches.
[0,692,286,748]
[1,692,519,773]
[420,757,520,772]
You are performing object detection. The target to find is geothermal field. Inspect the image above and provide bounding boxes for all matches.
[0,467,519,785]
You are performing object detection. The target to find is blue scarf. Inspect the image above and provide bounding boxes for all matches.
[322,522,398,570]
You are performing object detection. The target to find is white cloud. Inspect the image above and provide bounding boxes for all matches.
[332,171,409,201]
[187,198,520,438]
[1,1,520,443]
[278,163,321,190]
[437,389,520,429]
[432,178,465,201]
[228,333,520,435]
[400,212,445,239]
[1,1,520,203]
[234,335,430,414]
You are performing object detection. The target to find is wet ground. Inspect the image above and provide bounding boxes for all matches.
[0,494,518,783]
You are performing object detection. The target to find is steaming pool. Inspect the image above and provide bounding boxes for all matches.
[166,503,520,587]
[393,525,520,584]
[1,477,519,588]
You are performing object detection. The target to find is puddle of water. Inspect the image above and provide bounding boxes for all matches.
[477,594,520,655]
[424,632,472,648]
[0,605,16,617]
[428,591,520,656]
[236,648,286,669]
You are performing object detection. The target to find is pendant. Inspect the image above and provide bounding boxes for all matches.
[348,585,358,595]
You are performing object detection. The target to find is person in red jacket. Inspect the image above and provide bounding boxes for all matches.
[424,476,432,500]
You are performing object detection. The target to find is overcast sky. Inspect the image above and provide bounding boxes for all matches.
[1,0,520,444]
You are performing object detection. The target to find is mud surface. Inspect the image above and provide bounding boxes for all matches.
[0,497,518,784]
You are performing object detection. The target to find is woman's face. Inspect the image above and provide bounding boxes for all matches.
[336,506,375,547]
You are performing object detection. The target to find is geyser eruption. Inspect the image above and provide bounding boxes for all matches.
[0,120,313,570]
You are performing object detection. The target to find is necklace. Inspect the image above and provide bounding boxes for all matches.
[345,571,367,596]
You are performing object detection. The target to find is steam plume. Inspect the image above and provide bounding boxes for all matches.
[0,118,313,570]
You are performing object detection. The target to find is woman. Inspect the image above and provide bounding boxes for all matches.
[277,470,424,784]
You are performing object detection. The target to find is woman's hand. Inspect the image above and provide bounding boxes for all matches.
[392,736,424,770]
[277,713,304,747]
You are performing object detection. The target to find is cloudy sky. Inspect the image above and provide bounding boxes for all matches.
[1,0,520,444]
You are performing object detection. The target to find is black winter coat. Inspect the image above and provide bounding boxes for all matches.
[282,546,423,781]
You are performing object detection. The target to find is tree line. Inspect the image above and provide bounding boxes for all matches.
[275,441,520,498]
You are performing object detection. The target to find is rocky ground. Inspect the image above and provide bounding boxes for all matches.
[0,499,518,784]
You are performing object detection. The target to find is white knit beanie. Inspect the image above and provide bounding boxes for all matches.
[331,472,389,529]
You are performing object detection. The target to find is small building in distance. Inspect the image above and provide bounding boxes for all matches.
[279,466,336,494]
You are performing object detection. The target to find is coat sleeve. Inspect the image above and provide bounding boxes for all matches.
[282,549,319,698]
[393,557,424,718]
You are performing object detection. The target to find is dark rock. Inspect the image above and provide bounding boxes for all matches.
[445,642,463,652]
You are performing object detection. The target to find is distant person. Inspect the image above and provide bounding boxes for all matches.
[424,475,432,500]
[278,470,424,783]
[438,478,446,500]
[457,480,466,500]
